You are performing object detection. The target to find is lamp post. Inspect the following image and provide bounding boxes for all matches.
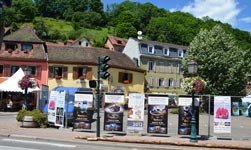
[187,60,198,143]
[23,67,31,110]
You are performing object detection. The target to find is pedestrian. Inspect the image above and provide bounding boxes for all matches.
[6,97,13,112]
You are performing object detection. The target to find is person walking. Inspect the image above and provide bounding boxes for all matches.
[6,97,13,112]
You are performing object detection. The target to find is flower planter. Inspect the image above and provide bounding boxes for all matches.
[22,116,38,128]
[79,76,85,80]
[55,76,62,80]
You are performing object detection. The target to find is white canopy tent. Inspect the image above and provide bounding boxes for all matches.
[0,68,40,93]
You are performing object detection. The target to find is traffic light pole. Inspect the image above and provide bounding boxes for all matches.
[96,57,101,137]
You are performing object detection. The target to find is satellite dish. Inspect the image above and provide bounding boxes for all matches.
[137,31,142,40]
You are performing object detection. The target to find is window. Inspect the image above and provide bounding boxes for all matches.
[148,45,154,54]
[148,61,154,71]
[168,63,174,73]
[177,63,182,74]
[158,78,165,87]
[73,66,92,80]
[118,72,133,84]
[21,44,33,51]
[158,62,165,72]
[178,49,184,57]
[163,48,169,56]
[0,65,3,76]
[86,42,89,47]
[179,79,183,88]
[148,77,154,87]
[79,41,82,46]
[49,66,68,79]
[168,78,174,87]
[11,65,20,75]
[25,66,37,77]
[5,43,16,51]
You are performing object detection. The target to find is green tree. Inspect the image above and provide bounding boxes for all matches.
[115,23,137,39]
[182,25,251,96]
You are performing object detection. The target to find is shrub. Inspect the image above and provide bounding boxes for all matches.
[170,108,179,114]
[16,109,48,128]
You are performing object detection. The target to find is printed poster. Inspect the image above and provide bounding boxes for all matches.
[232,102,240,116]
[73,92,94,130]
[48,91,66,127]
[127,93,145,131]
[178,96,199,135]
[214,96,231,133]
[147,94,169,134]
[241,102,249,117]
[104,93,124,131]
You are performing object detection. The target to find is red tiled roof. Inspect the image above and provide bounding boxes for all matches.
[107,36,128,47]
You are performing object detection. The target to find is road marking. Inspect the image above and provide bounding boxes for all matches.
[2,139,76,148]
[0,145,41,150]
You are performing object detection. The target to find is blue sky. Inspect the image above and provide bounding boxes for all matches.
[101,0,251,33]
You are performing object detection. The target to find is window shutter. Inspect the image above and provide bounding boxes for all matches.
[73,67,78,80]
[3,64,10,77]
[164,78,169,87]
[86,67,92,80]
[48,66,54,78]
[118,72,123,83]
[128,73,133,83]
[36,66,42,80]
[62,67,68,79]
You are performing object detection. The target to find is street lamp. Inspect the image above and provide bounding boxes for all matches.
[187,60,198,143]
[23,67,31,110]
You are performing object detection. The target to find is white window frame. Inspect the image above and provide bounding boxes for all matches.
[168,78,174,87]
[168,63,174,73]
[179,78,183,88]
[148,45,154,54]
[148,77,154,87]
[158,62,165,72]
[178,49,184,57]
[163,48,169,56]
[159,78,165,87]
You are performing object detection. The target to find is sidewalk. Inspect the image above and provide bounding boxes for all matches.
[0,112,251,149]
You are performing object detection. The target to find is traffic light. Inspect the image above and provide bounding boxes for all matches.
[98,56,110,79]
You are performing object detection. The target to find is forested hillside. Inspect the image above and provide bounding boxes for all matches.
[2,0,251,50]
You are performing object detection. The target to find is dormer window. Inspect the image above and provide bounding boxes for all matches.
[148,45,154,54]
[163,48,169,56]
[178,49,184,57]
[21,43,33,51]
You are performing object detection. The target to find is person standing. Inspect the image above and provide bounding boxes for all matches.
[6,97,13,112]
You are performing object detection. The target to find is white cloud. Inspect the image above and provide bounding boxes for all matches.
[240,17,251,23]
[181,0,240,27]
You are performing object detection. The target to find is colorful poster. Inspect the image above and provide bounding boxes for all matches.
[178,96,199,135]
[104,93,125,131]
[241,102,249,117]
[147,94,168,134]
[73,92,94,130]
[232,102,240,116]
[214,96,231,133]
[48,91,66,127]
[127,93,145,131]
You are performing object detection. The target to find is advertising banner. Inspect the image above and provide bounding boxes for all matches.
[147,94,169,134]
[48,91,66,127]
[127,93,145,131]
[104,93,125,131]
[232,102,240,116]
[178,96,199,135]
[214,96,231,133]
[73,92,94,130]
[241,102,249,117]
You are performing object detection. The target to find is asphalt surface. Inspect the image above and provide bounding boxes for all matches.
[0,111,251,149]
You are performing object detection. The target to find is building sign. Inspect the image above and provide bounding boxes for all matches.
[48,91,66,127]
[178,96,199,135]
[73,92,94,130]
[214,96,231,133]
[127,93,145,131]
[104,93,124,131]
[147,94,169,134]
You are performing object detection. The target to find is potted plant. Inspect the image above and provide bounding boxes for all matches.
[16,109,48,128]
[55,75,62,80]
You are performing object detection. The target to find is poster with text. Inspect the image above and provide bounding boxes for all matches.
[214,96,231,133]
[147,94,169,134]
[127,93,145,131]
[232,102,240,116]
[73,92,94,130]
[178,96,199,135]
[48,91,66,127]
[241,102,249,117]
[104,93,124,131]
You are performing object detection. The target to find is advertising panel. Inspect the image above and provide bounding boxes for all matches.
[178,96,199,135]
[241,102,249,117]
[232,102,240,116]
[73,92,94,130]
[147,94,169,134]
[104,93,125,131]
[214,96,231,133]
[48,91,66,127]
[127,93,145,131]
